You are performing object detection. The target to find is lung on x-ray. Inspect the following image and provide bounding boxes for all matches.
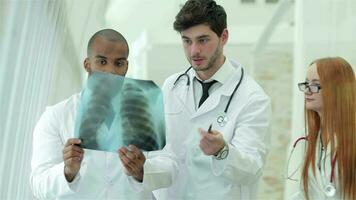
[74,71,165,152]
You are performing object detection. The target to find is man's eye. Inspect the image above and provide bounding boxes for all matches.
[183,40,191,45]
[200,39,208,43]
[116,60,127,67]
[100,60,107,65]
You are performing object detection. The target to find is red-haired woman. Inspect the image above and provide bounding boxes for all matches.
[296,57,356,199]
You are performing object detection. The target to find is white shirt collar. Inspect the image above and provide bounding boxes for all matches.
[194,57,235,84]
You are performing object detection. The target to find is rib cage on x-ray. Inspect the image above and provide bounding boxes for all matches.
[79,78,114,149]
[120,82,159,151]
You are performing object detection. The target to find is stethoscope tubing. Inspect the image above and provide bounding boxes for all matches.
[291,136,337,184]
[173,66,244,115]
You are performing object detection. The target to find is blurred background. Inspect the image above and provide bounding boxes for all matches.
[0,0,355,199]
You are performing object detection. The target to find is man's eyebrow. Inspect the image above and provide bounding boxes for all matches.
[197,35,210,39]
[115,57,127,61]
[182,36,191,40]
[95,55,107,59]
[182,35,210,40]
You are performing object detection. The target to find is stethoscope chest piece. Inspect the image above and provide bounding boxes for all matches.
[324,183,336,197]
[217,114,228,127]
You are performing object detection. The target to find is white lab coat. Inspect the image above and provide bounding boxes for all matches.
[30,93,178,200]
[154,60,271,200]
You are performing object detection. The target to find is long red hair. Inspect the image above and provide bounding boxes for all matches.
[302,57,356,199]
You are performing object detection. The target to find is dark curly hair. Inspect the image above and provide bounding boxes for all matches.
[173,0,227,37]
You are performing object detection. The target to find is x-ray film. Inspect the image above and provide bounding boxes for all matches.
[74,71,165,152]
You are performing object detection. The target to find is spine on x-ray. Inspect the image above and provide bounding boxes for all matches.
[120,82,158,151]
[79,78,112,149]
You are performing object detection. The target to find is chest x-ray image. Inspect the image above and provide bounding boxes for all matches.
[74,71,165,152]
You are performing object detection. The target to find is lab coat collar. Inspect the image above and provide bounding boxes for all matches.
[210,57,236,85]
[216,59,243,96]
[170,69,196,116]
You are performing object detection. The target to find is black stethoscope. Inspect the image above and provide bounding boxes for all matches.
[286,136,337,197]
[173,66,244,127]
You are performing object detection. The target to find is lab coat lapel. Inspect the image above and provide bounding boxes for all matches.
[171,71,196,116]
[192,67,242,119]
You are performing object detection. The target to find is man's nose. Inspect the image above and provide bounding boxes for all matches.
[103,63,116,74]
[190,42,201,56]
